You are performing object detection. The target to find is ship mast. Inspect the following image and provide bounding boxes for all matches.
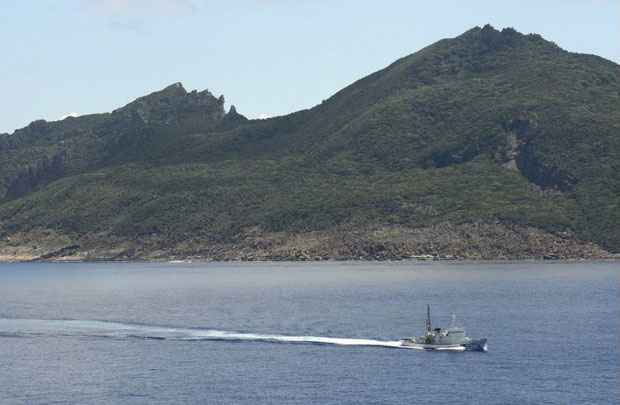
[426,304,432,333]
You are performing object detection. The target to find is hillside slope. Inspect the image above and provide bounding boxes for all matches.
[1,25,618,261]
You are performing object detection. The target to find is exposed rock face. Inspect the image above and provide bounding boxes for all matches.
[505,117,577,192]
[5,152,66,199]
[217,104,248,130]
[113,82,226,127]
[499,132,519,170]
[516,142,576,192]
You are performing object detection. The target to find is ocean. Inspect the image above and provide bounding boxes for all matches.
[0,261,618,404]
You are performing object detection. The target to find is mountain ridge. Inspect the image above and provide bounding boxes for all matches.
[1,25,618,261]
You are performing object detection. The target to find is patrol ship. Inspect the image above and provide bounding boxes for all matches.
[399,305,487,351]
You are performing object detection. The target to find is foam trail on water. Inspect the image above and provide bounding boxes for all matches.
[183,329,405,348]
[0,318,405,349]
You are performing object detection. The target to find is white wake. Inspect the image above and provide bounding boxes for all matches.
[0,318,406,349]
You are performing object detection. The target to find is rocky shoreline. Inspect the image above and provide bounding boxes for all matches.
[1,222,616,263]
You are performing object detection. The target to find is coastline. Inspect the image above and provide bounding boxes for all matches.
[1,223,615,264]
[2,253,619,264]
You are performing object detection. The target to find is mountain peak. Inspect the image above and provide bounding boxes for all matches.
[459,24,522,47]
[132,82,189,104]
[114,83,225,125]
[457,24,558,51]
[160,82,187,96]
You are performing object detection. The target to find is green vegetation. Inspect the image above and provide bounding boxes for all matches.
[1,25,618,259]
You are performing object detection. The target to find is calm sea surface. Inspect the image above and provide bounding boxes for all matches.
[0,261,618,404]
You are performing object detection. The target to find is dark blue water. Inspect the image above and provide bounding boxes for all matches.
[0,261,618,404]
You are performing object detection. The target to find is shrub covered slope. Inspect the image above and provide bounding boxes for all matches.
[1,25,618,260]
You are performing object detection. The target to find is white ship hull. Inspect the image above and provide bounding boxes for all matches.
[399,341,465,351]
[399,338,487,352]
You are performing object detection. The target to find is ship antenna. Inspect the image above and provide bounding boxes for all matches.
[426,304,432,333]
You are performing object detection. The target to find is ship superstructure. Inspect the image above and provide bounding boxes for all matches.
[399,305,487,351]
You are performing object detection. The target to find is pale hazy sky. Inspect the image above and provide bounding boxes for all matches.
[1,0,618,134]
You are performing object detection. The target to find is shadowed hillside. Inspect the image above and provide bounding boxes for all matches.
[1,25,618,261]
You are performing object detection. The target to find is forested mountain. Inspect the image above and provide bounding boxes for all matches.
[1,25,618,261]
